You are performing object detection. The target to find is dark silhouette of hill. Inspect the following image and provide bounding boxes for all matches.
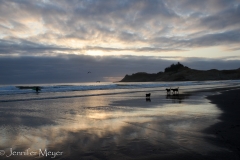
[120,62,240,82]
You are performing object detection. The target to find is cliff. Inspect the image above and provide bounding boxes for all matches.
[120,63,240,82]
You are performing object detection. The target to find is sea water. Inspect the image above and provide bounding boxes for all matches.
[1,80,240,95]
[0,80,240,102]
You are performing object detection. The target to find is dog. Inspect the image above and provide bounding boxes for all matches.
[146,93,151,98]
[166,88,171,95]
[171,87,179,95]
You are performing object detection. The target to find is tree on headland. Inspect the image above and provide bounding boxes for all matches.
[164,62,185,72]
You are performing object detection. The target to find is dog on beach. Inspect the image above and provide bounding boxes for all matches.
[166,88,171,95]
[146,93,151,102]
[171,87,179,95]
[146,93,151,98]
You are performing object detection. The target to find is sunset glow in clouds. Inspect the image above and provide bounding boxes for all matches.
[0,0,240,84]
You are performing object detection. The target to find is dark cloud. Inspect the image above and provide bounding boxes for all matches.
[85,46,181,52]
[150,29,240,49]
[0,39,77,55]
[0,54,239,84]
[188,29,240,47]
[199,4,240,30]
[166,0,238,14]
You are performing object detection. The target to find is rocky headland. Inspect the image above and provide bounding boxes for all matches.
[120,62,240,82]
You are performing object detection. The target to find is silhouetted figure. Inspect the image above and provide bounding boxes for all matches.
[88,71,91,73]
[171,87,179,95]
[166,88,171,95]
[146,93,151,98]
[35,87,40,93]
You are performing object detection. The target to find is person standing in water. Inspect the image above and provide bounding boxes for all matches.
[36,87,40,93]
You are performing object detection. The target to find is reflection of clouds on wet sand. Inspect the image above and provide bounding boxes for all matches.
[0,91,229,159]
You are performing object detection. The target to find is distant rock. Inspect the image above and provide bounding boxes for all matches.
[120,63,240,82]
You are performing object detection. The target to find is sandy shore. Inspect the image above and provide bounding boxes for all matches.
[204,88,240,159]
[0,85,240,160]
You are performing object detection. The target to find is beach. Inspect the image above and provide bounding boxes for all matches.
[205,88,240,159]
[0,82,240,160]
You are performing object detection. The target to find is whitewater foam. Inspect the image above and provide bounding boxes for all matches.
[0,80,240,96]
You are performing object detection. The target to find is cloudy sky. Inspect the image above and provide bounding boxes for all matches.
[1,0,240,84]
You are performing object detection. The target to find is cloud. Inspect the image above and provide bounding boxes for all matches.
[0,38,182,56]
[198,3,240,30]
[0,38,77,55]
[85,46,182,52]
[1,0,239,56]
[189,30,240,47]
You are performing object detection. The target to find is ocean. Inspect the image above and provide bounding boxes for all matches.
[1,80,240,95]
[1,80,240,102]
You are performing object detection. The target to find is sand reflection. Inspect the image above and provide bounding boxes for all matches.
[0,91,225,159]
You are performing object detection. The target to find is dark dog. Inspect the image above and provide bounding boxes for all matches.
[171,87,179,95]
[146,93,151,98]
[166,88,171,95]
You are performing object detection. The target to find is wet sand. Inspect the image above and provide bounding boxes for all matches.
[0,86,240,159]
[204,88,240,159]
